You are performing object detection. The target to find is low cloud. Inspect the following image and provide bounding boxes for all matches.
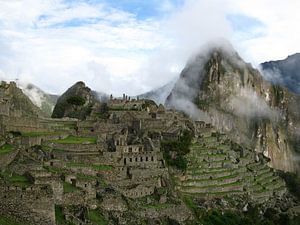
[229,87,279,120]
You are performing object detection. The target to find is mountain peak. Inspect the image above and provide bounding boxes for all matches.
[52,81,96,120]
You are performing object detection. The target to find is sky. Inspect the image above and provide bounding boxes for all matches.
[0,0,300,96]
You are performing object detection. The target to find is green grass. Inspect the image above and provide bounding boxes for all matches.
[0,144,14,155]
[143,203,173,210]
[51,135,97,144]
[1,173,31,188]
[43,166,67,174]
[0,215,26,225]
[55,205,75,225]
[63,182,80,193]
[185,173,239,183]
[88,210,108,225]
[21,131,64,137]
[76,173,97,181]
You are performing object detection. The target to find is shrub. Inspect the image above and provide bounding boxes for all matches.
[66,96,86,106]
[161,129,192,171]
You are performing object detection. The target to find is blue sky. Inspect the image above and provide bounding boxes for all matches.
[0,0,299,97]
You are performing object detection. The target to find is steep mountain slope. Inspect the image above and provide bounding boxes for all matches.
[260,53,300,94]
[138,79,177,104]
[0,81,45,118]
[52,81,98,120]
[166,43,300,172]
[17,82,58,117]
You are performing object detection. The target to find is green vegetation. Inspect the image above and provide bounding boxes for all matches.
[51,135,97,144]
[98,103,109,119]
[44,166,68,174]
[279,171,300,200]
[162,130,193,170]
[66,96,86,106]
[76,173,96,181]
[88,210,108,225]
[21,131,64,137]
[55,205,75,225]
[195,98,210,110]
[63,182,80,193]
[143,203,173,210]
[0,215,26,225]
[200,208,300,225]
[0,172,31,188]
[8,131,22,137]
[0,144,14,155]
[142,99,157,109]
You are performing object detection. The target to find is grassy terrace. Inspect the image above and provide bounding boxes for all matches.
[184,173,240,183]
[0,144,14,155]
[187,159,231,169]
[55,205,76,225]
[88,210,107,225]
[0,173,31,188]
[186,166,246,175]
[181,180,243,189]
[66,162,113,171]
[51,135,97,144]
[183,190,243,197]
[143,203,173,210]
[0,215,26,225]
[63,182,80,193]
[21,131,65,137]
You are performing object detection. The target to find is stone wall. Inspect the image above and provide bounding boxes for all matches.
[0,148,19,169]
[2,116,47,133]
[50,143,99,152]
[122,152,161,168]
[0,185,55,225]
[0,100,10,116]
[20,133,69,148]
[121,185,154,199]
[130,168,168,180]
[142,118,166,131]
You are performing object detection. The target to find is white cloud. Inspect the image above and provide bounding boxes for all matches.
[0,0,299,97]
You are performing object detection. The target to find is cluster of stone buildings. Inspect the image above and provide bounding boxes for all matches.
[0,83,289,224]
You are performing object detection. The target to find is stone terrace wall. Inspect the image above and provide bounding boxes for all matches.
[0,185,55,225]
[0,148,19,169]
[50,143,99,152]
[142,118,166,131]
[20,134,69,148]
[1,116,47,133]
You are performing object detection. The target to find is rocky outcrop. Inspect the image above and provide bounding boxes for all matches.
[166,42,300,172]
[0,81,44,118]
[52,81,97,120]
[18,82,58,117]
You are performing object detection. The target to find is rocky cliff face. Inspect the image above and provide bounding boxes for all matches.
[0,81,44,118]
[166,43,300,172]
[260,53,300,94]
[52,81,97,120]
[17,82,58,117]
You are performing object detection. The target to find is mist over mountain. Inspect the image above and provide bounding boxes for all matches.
[16,81,59,117]
[260,53,300,94]
[137,79,177,104]
[166,41,300,172]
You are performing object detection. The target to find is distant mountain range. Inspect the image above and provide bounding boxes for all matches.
[260,53,300,94]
